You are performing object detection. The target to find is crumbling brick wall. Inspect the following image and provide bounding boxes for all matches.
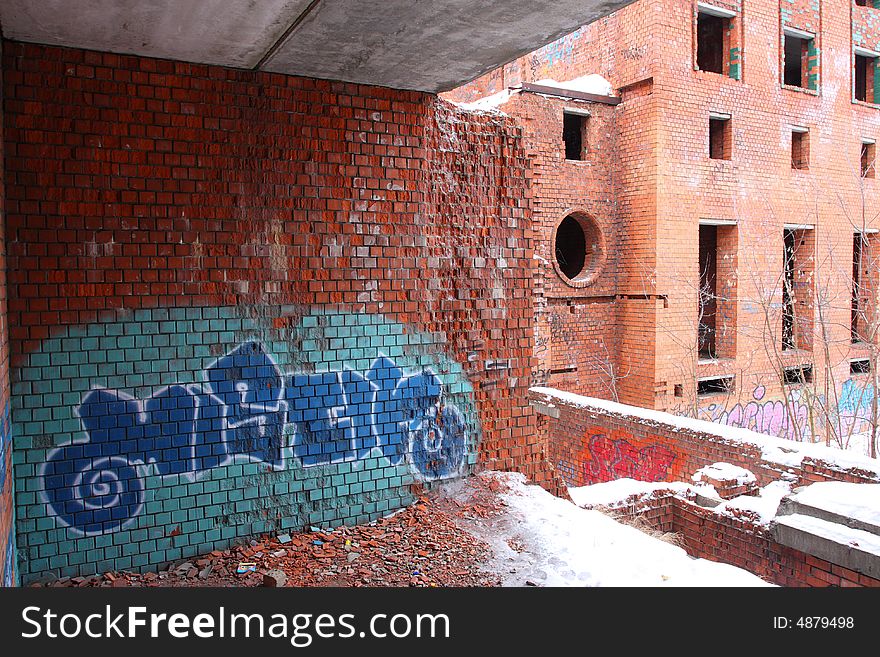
[610,494,880,587]
[496,92,621,399]
[531,387,880,489]
[2,42,542,583]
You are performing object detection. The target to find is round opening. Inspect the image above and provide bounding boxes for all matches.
[553,213,604,286]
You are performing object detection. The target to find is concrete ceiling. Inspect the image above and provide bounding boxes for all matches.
[0,0,633,93]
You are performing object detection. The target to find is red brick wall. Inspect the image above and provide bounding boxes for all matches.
[1,42,547,582]
[532,387,880,489]
[611,494,880,587]
[0,37,14,587]
[495,92,623,399]
[450,1,880,443]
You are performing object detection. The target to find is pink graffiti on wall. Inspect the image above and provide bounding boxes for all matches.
[707,385,810,440]
[582,432,677,484]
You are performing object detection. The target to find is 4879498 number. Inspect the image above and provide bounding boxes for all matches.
[774,617,854,629]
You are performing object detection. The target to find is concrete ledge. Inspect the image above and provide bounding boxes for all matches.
[771,514,880,579]
[529,399,560,419]
[778,495,880,537]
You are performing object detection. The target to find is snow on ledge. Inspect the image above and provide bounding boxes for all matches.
[449,88,516,114]
[530,386,880,479]
[569,478,698,508]
[449,73,615,116]
[789,481,880,528]
[532,74,614,97]
[693,462,757,485]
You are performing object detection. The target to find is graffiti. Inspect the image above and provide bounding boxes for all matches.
[621,45,647,60]
[703,385,811,441]
[582,432,676,484]
[0,424,7,493]
[41,342,468,535]
[838,378,875,416]
[837,378,877,436]
[528,27,584,76]
[700,380,880,442]
[2,537,13,587]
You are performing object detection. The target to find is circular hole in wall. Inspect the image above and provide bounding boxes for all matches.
[553,213,605,286]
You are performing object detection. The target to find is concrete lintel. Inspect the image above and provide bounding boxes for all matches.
[696,3,737,18]
[529,400,561,419]
[783,26,815,40]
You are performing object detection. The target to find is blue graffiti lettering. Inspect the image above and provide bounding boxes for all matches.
[41,343,469,535]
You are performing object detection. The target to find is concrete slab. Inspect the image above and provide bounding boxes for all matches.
[772,513,880,579]
[261,0,635,92]
[0,0,311,69]
[777,482,880,538]
[0,0,635,92]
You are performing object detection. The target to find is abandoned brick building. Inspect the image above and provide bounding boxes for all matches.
[448,0,880,448]
[1,0,880,589]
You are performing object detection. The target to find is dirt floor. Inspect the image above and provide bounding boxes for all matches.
[31,474,512,588]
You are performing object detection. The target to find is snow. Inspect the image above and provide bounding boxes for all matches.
[717,481,793,525]
[790,481,880,528]
[693,462,757,485]
[569,475,791,526]
[834,430,878,458]
[449,73,614,115]
[774,513,880,557]
[533,74,614,97]
[473,472,772,587]
[450,88,515,113]
[569,478,697,507]
[530,387,880,478]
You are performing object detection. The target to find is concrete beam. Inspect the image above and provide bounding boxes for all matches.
[0,0,635,92]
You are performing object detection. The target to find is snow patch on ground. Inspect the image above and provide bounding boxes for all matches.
[471,472,772,587]
[718,481,793,524]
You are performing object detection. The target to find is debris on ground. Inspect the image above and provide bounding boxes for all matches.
[29,472,769,587]
[35,475,506,588]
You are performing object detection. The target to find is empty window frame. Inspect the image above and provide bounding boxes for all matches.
[855,49,879,103]
[853,232,865,342]
[791,128,809,170]
[563,111,589,160]
[696,4,738,78]
[699,225,718,359]
[862,139,876,178]
[850,358,871,375]
[697,375,734,396]
[852,230,879,343]
[709,114,731,160]
[698,220,737,360]
[783,364,813,385]
[782,226,815,351]
[783,28,817,90]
